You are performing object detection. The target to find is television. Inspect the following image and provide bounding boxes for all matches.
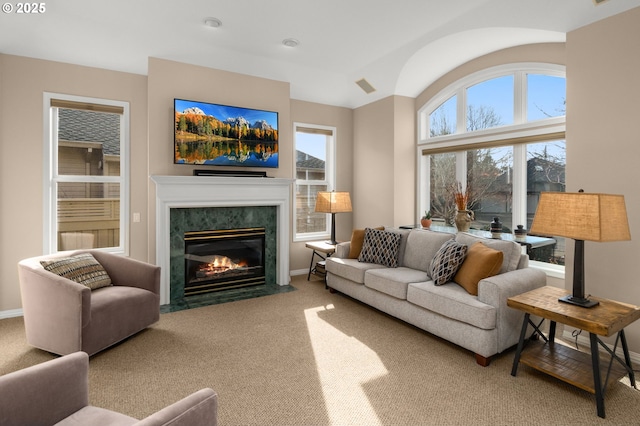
[174,98,278,168]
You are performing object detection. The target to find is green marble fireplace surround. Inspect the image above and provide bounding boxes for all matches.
[169,206,277,303]
[151,175,294,307]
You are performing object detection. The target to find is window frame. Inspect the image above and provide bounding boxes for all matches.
[416,63,565,277]
[293,122,336,242]
[43,92,130,255]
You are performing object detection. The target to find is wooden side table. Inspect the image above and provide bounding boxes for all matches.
[305,241,337,285]
[508,286,640,418]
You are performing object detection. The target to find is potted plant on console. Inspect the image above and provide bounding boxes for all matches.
[420,210,432,229]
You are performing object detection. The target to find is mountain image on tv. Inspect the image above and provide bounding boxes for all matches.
[174,99,279,168]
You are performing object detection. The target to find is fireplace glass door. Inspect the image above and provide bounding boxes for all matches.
[184,227,266,296]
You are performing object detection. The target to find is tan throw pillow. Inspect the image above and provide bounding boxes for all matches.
[453,242,503,295]
[348,226,384,259]
[41,253,112,290]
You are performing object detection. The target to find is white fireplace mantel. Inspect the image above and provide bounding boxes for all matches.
[151,175,294,305]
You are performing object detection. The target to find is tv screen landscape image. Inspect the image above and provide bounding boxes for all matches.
[174,99,278,168]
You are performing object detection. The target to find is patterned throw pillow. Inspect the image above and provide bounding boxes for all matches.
[429,239,468,285]
[348,226,385,259]
[41,253,112,290]
[358,228,402,268]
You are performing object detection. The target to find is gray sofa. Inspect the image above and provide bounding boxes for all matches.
[325,228,547,366]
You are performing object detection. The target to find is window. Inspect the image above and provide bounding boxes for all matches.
[294,123,336,241]
[43,93,129,254]
[467,146,514,230]
[467,75,514,129]
[429,95,456,137]
[527,74,566,121]
[418,64,566,270]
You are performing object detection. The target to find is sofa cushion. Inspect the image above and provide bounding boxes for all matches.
[348,226,384,259]
[407,281,496,330]
[402,230,454,272]
[358,228,402,268]
[326,257,386,284]
[364,267,429,300]
[428,239,467,285]
[453,242,503,295]
[40,253,112,290]
[455,232,521,273]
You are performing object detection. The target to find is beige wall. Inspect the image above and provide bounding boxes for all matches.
[353,95,416,228]
[393,96,417,226]
[145,58,293,265]
[289,99,354,272]
[0,54,148,312]
[566,7,640,351]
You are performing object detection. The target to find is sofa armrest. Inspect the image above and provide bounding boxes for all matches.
[90,251,161,295]
[478,267,546,309]
[135,388,218,426]
[0,352,89,425]
[478,268,547,350]
[334,242,351,259]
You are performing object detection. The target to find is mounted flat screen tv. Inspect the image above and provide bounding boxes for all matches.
[174,98,278,168]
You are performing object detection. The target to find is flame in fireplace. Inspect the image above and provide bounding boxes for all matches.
[199,255,244,274]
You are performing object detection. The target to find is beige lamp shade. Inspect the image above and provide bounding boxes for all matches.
[529,192,631,242]
[315,191,352,214]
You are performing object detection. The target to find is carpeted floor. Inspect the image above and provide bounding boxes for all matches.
[2,275,639,425]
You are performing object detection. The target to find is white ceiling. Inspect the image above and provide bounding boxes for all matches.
[1,0,637,108]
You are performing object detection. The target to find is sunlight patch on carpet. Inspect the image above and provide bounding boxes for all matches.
[304,304,387,425]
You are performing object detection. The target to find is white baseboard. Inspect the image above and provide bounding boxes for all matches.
[0,309,23,320]
[289,269,308,277]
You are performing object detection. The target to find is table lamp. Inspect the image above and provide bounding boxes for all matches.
[315,191,352,245]
[529,190,631,308]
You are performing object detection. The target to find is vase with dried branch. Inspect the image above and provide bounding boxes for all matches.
[453,182,474,232]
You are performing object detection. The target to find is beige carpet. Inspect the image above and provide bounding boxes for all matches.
[2,275,639,425]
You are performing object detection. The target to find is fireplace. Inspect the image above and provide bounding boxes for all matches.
[184,227,266,296]
[151,175,294,305]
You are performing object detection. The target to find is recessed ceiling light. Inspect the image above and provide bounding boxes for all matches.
[204,17,222,28]
[282,38,299,48]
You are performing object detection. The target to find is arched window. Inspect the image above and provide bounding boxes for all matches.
[417,63,566,271]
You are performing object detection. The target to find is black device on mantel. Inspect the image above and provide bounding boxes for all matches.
[193,169,268,178]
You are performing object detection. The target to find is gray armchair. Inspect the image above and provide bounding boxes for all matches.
[0,352,218,426]
[18,250,161,356]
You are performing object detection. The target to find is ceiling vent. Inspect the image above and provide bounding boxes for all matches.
[355,78,376,94]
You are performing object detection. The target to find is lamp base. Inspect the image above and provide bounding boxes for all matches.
[558,294,599,308]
